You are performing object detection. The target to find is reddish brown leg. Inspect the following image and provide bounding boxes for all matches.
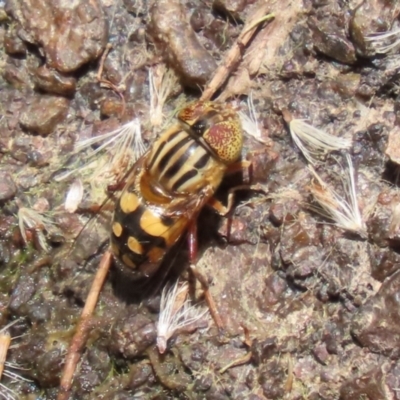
[107,181,127,193]
[58,250,112,400]
[187,220,224,331]
[208,160,267,240]
[207,184,255,217]
[188,219,198,262]
[77,202,114,215]
[225,160,253,183]
[207,159,255,217]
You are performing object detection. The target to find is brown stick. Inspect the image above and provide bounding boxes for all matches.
[200,5,274,101]
[58,250,112,400]
[96,43,112,83]
[0,331,11,380]
[189,264,224,330]
[219,351,252,374]
[96,43,126,116]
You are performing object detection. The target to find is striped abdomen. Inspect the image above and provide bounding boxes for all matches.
[110,165,189,280]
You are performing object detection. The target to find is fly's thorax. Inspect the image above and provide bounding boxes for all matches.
[145,126,227,195]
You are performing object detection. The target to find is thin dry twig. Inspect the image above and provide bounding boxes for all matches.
[97,43,126,116]
[0,320,31,400]
[200,7,274,101]
[284,353,294,396]
[0,331,11,381]
[219,352,252,374]
[58,250,112,400]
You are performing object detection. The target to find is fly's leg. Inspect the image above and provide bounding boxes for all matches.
[208,160,265,240]
[208,159,255,217]
[107,181,127,193]
[187,220,224,331]
[225,160,252,183]
[207,184,254,216]
[58,250,112,400]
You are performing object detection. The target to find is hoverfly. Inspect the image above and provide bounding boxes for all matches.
[110,100,244,290]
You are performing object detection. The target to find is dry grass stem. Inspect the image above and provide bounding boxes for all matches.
[309,155,367,237]
[365,29,400,54]
[287,117,352,165]
[17,207,55,252]
[149,65,180,127]
[201,8,274,101]
[157,280,208,354]
[0,331,10,381]
[0,321,31,400]
[58,250,112,400]
[219,352,252,374]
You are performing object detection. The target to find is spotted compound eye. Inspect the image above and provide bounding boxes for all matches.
[203,119,243,164]
[178,100,243,164]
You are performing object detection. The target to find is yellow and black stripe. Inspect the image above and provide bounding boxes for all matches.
[146,128,218,194]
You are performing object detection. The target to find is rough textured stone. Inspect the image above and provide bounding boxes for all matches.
[213,0,247,21]
[351,270,400,357]
[350,0,399,57]
[149,0,217,88]
[32,65,76,96]
[309,17,356,64]
[19,95,69,135]
[6,0,108,72]
[340,367,389,400]
[0,171,17,201]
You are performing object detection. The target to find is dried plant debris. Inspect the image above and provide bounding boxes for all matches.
[309,155,367,237]
[0,321,31,400]
[59,119,146,191]
[157,281,208,354]
[283,111,352,165]
[64,179,84,213]
[239,94,267,144]
[388,203,400,241]
[365,29,400,55]
[149,65,180,128]
[17,207,55,252]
